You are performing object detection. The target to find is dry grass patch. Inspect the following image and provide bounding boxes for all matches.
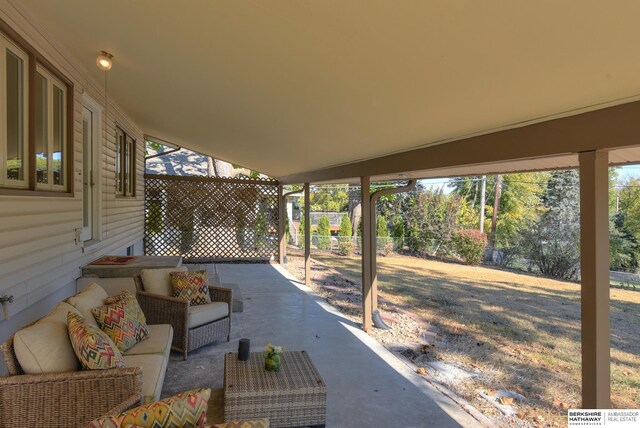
[296,251,640,427]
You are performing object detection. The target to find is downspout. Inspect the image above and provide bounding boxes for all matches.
[368,180,416,329]
[280,188,304,264]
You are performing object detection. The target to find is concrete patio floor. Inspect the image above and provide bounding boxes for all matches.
[162,263,481,427]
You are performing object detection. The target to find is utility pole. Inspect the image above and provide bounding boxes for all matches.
[479,175,487,233]
[487,175,502,261]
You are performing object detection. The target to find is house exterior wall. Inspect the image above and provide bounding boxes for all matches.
[0,2,145,373]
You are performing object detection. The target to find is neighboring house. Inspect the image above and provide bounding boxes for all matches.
[0,6,145,373]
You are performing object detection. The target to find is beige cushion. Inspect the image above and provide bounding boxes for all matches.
[44,302,82,324]
[124,324,173,359]
[123,354,167,403]
[141,266,188,296]
[66,283,108,326]
[188,302,229,329]
[14,320,80,374]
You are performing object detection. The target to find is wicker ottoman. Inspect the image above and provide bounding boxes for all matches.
[224,351,327,427]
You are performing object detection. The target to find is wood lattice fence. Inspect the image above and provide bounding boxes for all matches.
[144,174,279,262]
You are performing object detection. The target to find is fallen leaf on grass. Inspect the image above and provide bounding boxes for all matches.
[552,397,569,410]
[498,396,514,406]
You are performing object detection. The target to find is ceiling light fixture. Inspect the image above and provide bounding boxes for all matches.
[96,51,113,71]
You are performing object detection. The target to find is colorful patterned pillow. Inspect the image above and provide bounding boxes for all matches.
[89,388,210,428]
[92,291,150,353]
[171,270,211,306]
[67,312,125,370]
[105,290,148,327]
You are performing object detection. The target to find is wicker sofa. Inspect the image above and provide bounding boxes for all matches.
[0,283,173,428]
[134,269,232,360]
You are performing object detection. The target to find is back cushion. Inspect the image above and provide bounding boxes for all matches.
[13,301,83,374]
[140,266,188,296]
[66,283,109,327]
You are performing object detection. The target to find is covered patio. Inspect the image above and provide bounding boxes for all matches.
[162,263,479,427]
[1,1,640,426]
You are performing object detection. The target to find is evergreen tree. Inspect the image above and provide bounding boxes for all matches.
[610,212,639,271]
[316,214,332,250]
[521,170,580,279]
[393,217,405,250]
[339,214,352,239]
[337,214,354,256]
[376,215,389,250]
[298,215,305,249]
[254,210,267,249]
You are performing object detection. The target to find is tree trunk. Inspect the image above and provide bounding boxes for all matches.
[479,175,487,233]
[348,184,361,237]
[486,175,501,261]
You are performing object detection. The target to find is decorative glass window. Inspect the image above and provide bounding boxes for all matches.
[115,126,136,196]
[0,35,28,188]
[35,65,66,191]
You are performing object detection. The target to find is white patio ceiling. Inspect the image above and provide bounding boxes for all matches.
[14,1,640,179]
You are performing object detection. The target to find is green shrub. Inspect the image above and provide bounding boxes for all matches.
[452,229,487,265]
[316,215,332,250]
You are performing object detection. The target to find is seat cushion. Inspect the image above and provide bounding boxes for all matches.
[209,420,270,428]
[92,292,150,353]
[89,388,210,428]
[124,324,173,359]
[67,312,125,370]
[188,302,229,329]
[66,282,109,327]
[122,354,168,404]
[141,266,188,296]
[171,270,211,306]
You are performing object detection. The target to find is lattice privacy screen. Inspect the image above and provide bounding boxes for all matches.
[144,174,279,262]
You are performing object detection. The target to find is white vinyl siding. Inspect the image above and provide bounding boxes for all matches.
[0,5,145,337]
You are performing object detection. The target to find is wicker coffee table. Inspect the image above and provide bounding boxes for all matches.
[224,350,327,427]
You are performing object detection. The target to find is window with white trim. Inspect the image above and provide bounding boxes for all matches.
[35,65,67,191]
[115,126,136,196]
[0,34,28,188]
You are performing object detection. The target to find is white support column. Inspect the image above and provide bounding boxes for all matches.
[304,183,311,286]
[579,150,610,408]
[361,176,372,332]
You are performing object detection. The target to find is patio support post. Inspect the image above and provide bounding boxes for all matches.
[579,150,610,408]
[278,185,285,264]
[369,180,416,312]
[304,183,311,286]
[361,176,373,331]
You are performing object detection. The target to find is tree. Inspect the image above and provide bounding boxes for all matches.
[310,185,349,212]
[610,212,639,271]
[393,217,405,250]
[337,214,354,256]
[254,209,268,249]
[376,215,389,251]
[404,189,463,256]
[521,170,580,279]
[316,214,332,250]
[298,215,305,249]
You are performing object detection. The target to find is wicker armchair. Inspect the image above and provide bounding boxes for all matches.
[134,276,232,360]
[0,333,143,428]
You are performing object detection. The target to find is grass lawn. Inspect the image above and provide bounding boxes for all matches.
[307,252,640,426]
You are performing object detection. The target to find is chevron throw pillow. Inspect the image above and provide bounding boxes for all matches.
[92,290,150,353]
[171,270,211,306]
[67,312,125,370]
[105,289,147,325]
[89,387,210,428]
